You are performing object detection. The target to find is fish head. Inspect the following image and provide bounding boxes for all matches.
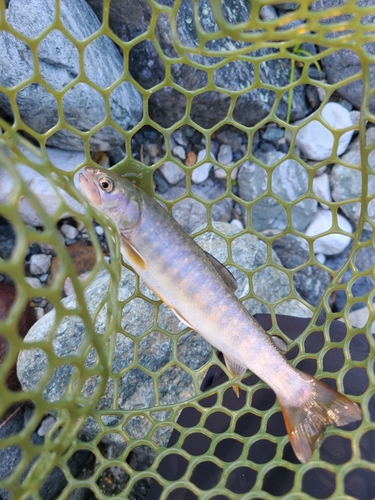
[79,166,142,232]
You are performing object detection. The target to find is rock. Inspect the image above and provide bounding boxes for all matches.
[0,0,142,151]
[0,405,95,500]
[260,5,278,21]
[293,103,354,161]
[345,306,375,333]
[331,128,375,227]
[312,172,332,209]
[192,149,214,184]
[303,209,353,255]
[238,152,317,232]
[172,145,186,161]
[24,277,42,289]
[60,224,79,240]
[159,161,186,185]
[217,144,233,166]
[275,2,300,10]
[90,0,311,127]
[271,234,331,307]
[0,216,16,260]
[0,146,85,227]
[312,0,375,113]
[29,254,52,275]
[185,151,197,167]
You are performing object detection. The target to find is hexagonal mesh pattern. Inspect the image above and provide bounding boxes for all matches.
[1,0,375,498]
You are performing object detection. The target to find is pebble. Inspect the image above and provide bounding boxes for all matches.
[160,161,186,185]
[60,224,79,240]
[293,102,354,161]
[172,145,186,161]
[217,144,233,166]
[303,209,353,255]
[35,307,45,320]
[230,219,244,230]
[172,129,189,147]
[192,149,214,184]
[29,254,52,276]
[317,86,327,102]
[312,173,332,209]
[214,165,238,180]
[260,4,278,20]
[95,225,104,236]
[185,151,197,167]
[25,277,42,289]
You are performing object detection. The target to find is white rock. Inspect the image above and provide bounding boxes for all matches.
[230,219,244,230]
[312,173,332,209]
[294,102,354,161]
[172,145,186,161]
[95,225,104,236]
[214,165,238,180]
[192,149,214,183]
[304,209,352,255]
[217,144,233,166]
[61,224,79,240]
[30,254,52,275]
[160,161,186,185]
[317,86,326,102]
[25,277,42,288]
[315,253,326,264]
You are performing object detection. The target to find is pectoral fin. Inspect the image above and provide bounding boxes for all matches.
[120,235,146,270]
[223,354,247,398]
[205,251,237,292]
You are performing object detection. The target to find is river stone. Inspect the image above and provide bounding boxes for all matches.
[17,222,310,444]
[0,0,142,151]
[237,152,317,232]
[311,0,375,113]
[271,234,330,307]
[87,0,311,128]
[293,103,354,161]
[331,128,375,228]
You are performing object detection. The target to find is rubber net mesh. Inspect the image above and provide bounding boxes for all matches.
[0,0,374,498]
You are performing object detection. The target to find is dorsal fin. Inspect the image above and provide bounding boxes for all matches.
[205,251,238,292]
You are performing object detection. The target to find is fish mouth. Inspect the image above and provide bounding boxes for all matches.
[79,167,101,206]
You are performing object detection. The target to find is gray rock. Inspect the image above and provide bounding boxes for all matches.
[217,144,233,166]
[159,161,186,185]
[0,216,16,260]
[60,224,79,240]
[260,5,278,21]
[271,233,331,307]
[0,0,142,151]
[275,2,300,10]
[238,152,317,232]
[172,145,186,161]
[29,254,52,275]
[331,128,375,227]
[311,0,375,112]
[87,0,311,128]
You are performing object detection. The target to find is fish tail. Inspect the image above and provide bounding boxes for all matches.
[277,370,362,463]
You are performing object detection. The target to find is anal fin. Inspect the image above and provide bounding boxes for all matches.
[223,354,247,398]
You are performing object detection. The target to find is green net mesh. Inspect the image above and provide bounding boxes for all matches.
[0,0,375,498]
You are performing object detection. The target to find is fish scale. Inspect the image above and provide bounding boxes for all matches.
[79,166,362,463]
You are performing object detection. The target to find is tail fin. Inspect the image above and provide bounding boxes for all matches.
[278,371,362,463]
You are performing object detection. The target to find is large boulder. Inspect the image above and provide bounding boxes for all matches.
[0,0,142,151]
[88,0,312,128]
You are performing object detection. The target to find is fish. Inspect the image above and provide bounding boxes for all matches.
[79,166,362,463]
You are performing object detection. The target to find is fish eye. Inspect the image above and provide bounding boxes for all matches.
[99,177,114,192]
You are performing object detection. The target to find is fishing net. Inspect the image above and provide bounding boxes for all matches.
[0,0,374,498]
